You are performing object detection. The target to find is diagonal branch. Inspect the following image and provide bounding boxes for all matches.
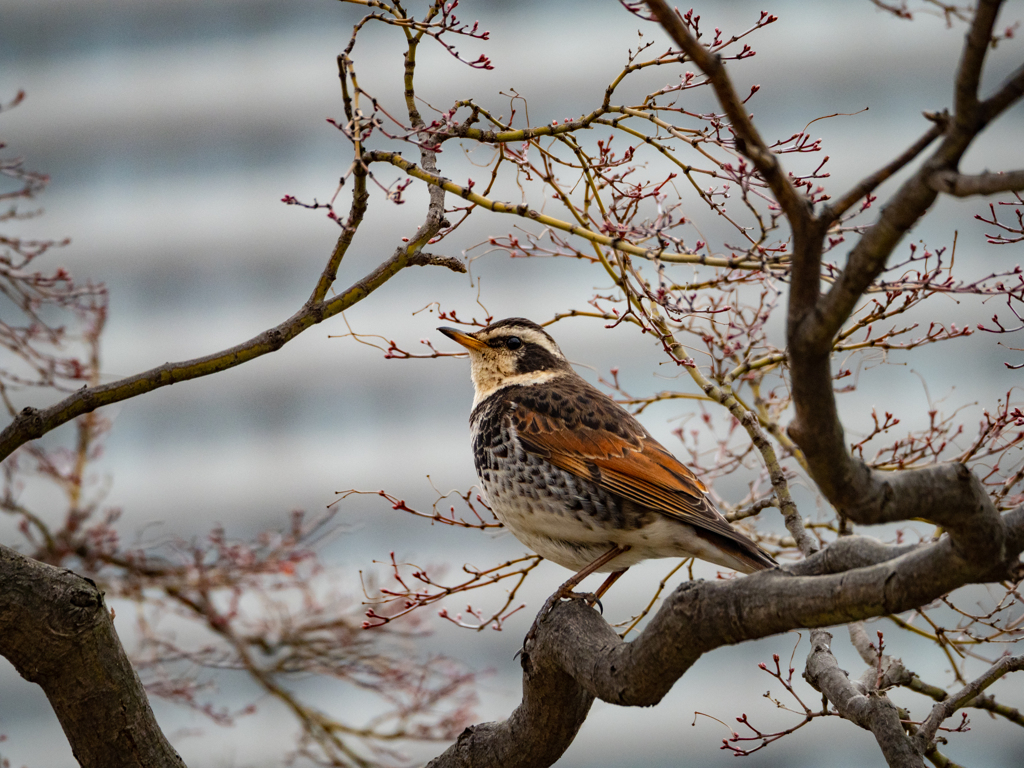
[980,61,1024,122]
[914,653,1024,748]
[642,0,833,341]
[0,544,186,768]
[0,248,465,463]
[643,0,808,224]
[826,120,946,221]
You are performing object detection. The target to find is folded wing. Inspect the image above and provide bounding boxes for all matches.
[511,392,776,570]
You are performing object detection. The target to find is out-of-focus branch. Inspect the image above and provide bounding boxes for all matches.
[930,168,1024,197]
[980,61,1024,122]
[827,120,945,220]
[952,0,1002,120]
[914,654,1024,748]
[0,544,186,768]
[0,248,465,463]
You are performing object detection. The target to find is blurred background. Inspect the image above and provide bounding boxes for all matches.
[1,0,1022,765]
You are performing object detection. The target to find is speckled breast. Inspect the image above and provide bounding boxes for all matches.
[469,386,653,572]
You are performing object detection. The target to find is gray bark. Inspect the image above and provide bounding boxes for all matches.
[0,544,186,768]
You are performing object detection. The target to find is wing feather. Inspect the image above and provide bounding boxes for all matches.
[510,384,771,558]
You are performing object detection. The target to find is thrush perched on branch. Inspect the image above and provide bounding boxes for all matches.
[439,318,777,605]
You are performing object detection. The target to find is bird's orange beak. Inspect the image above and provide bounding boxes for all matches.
[438,326,489,352]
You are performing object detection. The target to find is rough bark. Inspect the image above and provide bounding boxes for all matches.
[426,517,1024,768]
[0,544,186,768]
[804,630,924,768]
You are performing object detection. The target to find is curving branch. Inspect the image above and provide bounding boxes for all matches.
[0,544,186,768]
[980,61,1024,122]
[804,631,923,768]
[785,0,1023,517]
[427,513,1024,768]
[929,168,1024,197]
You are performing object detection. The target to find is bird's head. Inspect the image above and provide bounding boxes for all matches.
[439,318,572,406]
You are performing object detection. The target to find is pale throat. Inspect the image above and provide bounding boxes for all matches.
[470,365,566,409]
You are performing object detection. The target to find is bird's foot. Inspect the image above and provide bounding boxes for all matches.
[518,588,603,659]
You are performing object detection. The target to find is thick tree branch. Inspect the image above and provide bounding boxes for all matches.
[427,509,1024,768]
[786,1,1023,532]
[805,630,923,768]
[0,544,186,768]
[793,1,1010,358]
[929,168,1024,196]
[952,0,1002,123]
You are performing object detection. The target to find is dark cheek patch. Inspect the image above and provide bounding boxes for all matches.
[515,344,558,374]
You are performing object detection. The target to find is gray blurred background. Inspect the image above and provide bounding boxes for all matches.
[1,0,1023,766]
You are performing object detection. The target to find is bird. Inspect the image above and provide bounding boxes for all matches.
[438,317,776,604]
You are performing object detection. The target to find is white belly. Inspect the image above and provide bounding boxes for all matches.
[481,477,746,573]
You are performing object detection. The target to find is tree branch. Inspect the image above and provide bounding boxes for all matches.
[805,630,923,768]
[0,544,186,768]
[914,653,1024,748]
[929,168,1024,197]
[795,0,1010,356]
[427,509,1024,768]
[643,0,809,224]
[361,150,772,269]
[0,248,465,463]
[952,0,1002,123]
[785,1,1024,538]
[980,61,1024,122]
[827,120,946,221]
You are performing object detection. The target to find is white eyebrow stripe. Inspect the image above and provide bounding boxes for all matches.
[481,327,563,358]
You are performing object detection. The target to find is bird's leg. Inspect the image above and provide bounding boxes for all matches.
[520,545,631,655]
[552,543,631,602]
[589,568,628,604]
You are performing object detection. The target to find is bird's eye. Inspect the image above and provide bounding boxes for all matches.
[505,336,523,350]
